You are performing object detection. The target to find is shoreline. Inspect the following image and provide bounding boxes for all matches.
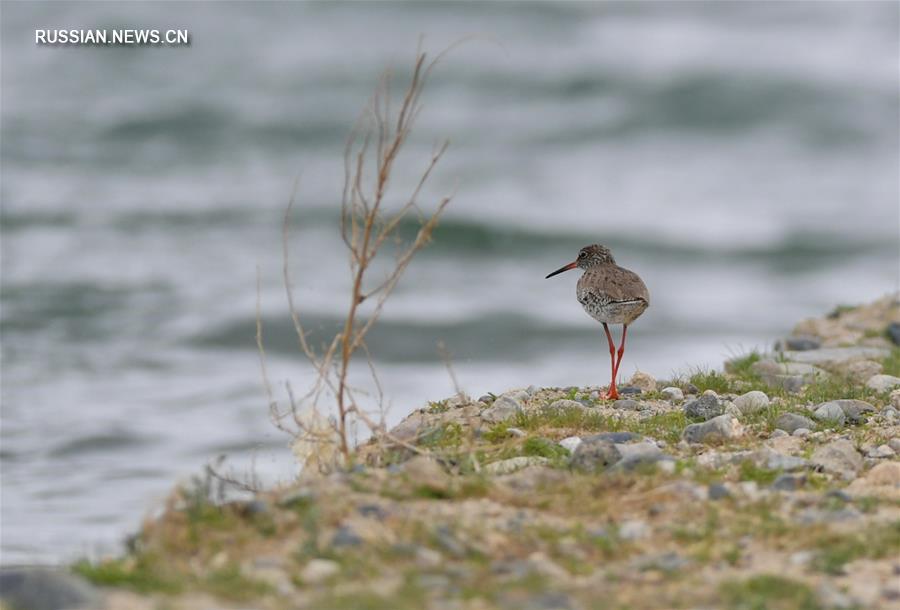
[2,296,899,610]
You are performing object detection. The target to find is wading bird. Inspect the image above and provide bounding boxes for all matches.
[546,244,649,400]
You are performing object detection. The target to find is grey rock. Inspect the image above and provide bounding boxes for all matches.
[614,441,663,463]
[660,387,684,402]
[753,447,808,471]
[619,519,650,541]
[547,399,585,412]
[570,437,621,472]
[888,438,900,453]
[389,412,426,442]
[780,346,889,366]
[684,383,699,395]
[401,456,451,495]
[0,568,99,610]
[434,525,467,558]
[482,395,524,423]
[300,559,340,583]
[793,427,812,438]
[632,551,690,572]
[813,402,846,426]
[769,429,789,439]
[771,474,806,491]
[682,414,743,444]
[811,440,863,478]
[784,335,821,351]
[506,427,527,438]
[867,444,895,458]
[357,503,388,521]
[619,386,642,395]
[331,525,363,547]
[888,322,900,346]
[588,431,641,443]
[477,394,494,404]
[775,413,816,434]
[733,390,770,415]
[707,483,731,500]
[866,374,900,393]
[683,393,723,421]
[612,399,640,410]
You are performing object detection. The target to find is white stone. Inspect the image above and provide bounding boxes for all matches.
[734,390,770,415]
[793,428,811,438]
[558,436,583,454]
[866,374,900,393]
[868,444,895,458]
[660,386,684,403]
[301,559,340,583]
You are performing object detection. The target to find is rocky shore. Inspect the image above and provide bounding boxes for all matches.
[3,296,899,610]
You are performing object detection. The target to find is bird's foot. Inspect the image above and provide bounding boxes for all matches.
[600,389,620,401]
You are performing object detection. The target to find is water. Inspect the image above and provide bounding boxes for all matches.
[1,1,898,565]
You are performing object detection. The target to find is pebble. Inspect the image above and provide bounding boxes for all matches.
[484,456,549,475]
[660,386,684,403]
[771,473,806,491]
[619,386,642,395]
[733,390,770,415]
[506,427,527,438]
[684,383,700,395]
[811,440,863,478]
[842,359,883,382]
[813,402,846,426]
[401,456,451,496]
[681,414,743,444]
[708,483,730,500]
[300,559,340,583]
[558,436,582,454]
[769,429,788,439]
[612,442,665,470]
[331,525,363,547]
[891,389,900,409]
[792,427,811,438]
[477,394,493,404]
[589,431,642,443]
[628,371,657,393]
[775,412,816,434]
[481,395,524,423]
[683,393,723,422]
[619,519,650,541]
[547,399,585,412]
[570,437,621,472]
[753,447,808,471]
[784,335,821,351]
[888,437,900,453]
[0,568,99,610]
[867,374,900,393]
[867,444,895,459]
[612,399,639,410]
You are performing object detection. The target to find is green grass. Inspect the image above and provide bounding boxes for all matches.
[811,520,900,574]
[72,555,183,594]
[688,369,736,394]
[522,436,569,461]
[737,460,781,486]
[881,347,900,378]
[203,564,273,601]
[719,574,822,610]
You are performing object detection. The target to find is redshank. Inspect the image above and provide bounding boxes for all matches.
[546,244,650,400]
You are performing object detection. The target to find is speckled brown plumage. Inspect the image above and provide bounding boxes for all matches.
[545,243,650,400]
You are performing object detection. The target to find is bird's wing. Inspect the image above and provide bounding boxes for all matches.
[579,266,650,305]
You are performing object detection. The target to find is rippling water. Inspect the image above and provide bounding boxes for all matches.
[2,1,898,564]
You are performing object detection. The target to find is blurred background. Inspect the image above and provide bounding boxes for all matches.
[1,1,897,564]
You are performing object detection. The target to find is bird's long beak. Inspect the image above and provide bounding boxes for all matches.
[545,261,578,279]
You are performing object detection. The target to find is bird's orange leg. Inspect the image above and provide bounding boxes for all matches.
[601,323,619,400]
[611,324,629,386]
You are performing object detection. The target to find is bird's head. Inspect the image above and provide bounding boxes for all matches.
[545,244,615,278]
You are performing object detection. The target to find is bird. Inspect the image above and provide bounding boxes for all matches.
[545,244,649,400]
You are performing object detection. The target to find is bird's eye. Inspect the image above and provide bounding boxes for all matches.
[578,252,586,259]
